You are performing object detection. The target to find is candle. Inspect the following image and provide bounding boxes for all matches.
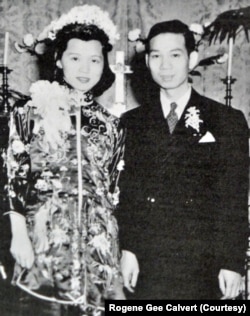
[3,31,9,66]
[115,51,125,104]
[227,37,233,77]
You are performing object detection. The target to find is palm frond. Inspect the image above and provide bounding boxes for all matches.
[204,6,250,44]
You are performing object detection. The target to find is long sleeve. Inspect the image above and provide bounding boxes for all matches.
[215,108,249,274]
[7,102,32,216]
[116,108,145,254]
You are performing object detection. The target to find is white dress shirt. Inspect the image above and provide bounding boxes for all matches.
[160,86,192,119]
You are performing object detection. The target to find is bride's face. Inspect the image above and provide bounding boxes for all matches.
[56,38,104,92]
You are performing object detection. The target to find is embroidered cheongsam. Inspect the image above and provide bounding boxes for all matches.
[6,81,125,314]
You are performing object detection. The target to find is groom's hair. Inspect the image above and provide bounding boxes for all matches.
[145,20,196,55]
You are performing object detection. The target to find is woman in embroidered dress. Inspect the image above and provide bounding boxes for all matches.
[6,5,125,316]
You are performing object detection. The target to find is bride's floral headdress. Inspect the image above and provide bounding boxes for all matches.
[15,5,120,55]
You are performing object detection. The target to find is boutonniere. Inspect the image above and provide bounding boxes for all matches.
[185,106,203,134]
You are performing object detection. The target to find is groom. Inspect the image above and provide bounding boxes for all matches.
[118,20,249,299]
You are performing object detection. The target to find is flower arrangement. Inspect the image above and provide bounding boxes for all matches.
[15,5,120,55]
[188,22,229,72]
[128,29,141,42]
[15,33,47,55]
[128,28,146,53]
[189,23,206,50]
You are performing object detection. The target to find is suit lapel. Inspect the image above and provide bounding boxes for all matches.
[142,93,170,141]
[172,89,207,144]
[141,88,207,149]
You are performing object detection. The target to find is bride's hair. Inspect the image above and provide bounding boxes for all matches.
[39,23,115,97]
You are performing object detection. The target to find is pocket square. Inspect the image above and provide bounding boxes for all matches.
[199,131,216,143]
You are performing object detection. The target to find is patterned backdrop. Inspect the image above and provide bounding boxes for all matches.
[0,0,250,297]
[0,0,250,122]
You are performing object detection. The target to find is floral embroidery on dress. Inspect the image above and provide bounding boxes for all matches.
[6,81,126,315]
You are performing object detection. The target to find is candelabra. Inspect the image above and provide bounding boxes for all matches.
[0,65,12,114]
[221,76,237,107]
[0,65,11,161]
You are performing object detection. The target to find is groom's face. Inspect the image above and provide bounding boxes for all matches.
[146,32,190,92]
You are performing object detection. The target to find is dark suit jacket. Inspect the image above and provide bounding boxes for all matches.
[117,88,249,299]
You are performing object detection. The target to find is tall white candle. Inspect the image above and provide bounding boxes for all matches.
[115,51,125,104]
[3,32,9,66]
[227,37,233,77]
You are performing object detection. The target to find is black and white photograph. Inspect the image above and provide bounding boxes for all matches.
[0,0,249,315]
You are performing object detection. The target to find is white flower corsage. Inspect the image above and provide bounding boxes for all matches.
[28,80,71,150]
[185,106,203,133]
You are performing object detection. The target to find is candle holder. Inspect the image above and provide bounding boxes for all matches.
[0,65,12,113]
[221,76,237,107]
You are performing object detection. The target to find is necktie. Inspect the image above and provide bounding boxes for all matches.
[166,102,178,134]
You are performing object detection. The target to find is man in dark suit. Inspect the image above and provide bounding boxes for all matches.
[117,20,249,300]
